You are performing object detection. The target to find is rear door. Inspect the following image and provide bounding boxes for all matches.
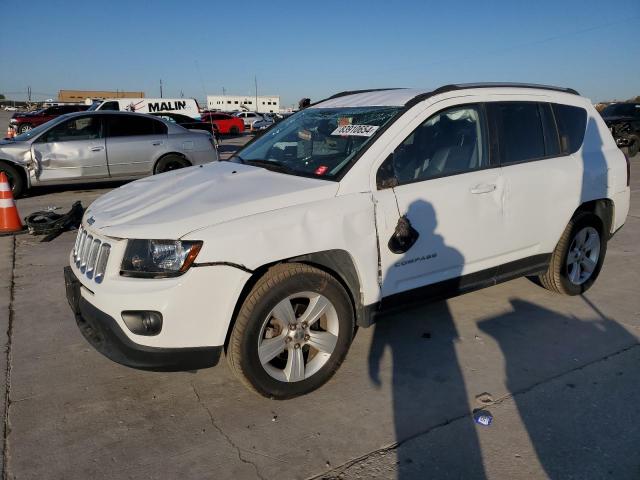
[488,101,586,263]
[31,115,108,182]
[104,114,168,177]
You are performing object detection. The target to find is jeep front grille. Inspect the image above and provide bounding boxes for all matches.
[73,226,110,283]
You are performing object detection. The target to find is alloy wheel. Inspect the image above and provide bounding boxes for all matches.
[257,292,339,382]
[566,226,600,285]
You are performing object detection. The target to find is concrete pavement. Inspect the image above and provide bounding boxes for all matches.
[0,144,638,478]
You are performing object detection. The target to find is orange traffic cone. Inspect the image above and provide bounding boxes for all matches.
[0,172,25,234]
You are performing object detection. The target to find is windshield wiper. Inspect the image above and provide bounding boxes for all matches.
[244,159,297,175]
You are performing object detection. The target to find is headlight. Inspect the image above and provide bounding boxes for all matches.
[120,239,202,278]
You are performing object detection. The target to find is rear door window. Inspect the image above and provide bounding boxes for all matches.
[106,115,167,137]
[552,104,587,154]
[489,102,546,165]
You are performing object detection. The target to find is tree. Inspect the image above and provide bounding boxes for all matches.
[0,94,5,100]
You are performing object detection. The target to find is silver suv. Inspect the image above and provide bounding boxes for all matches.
[0,111,218,197]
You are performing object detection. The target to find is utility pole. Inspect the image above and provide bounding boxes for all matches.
[27,86,31,102]
[254,76,258,113]
[180,90,184,98]
[160,79,163,98]
[222,86,226,96]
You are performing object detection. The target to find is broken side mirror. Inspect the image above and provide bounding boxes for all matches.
[376,153,399,190]
[388,215,419,254]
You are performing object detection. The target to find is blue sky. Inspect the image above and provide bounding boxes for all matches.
[1,0,639,107]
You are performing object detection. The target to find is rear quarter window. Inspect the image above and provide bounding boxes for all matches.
[552,104,587,154]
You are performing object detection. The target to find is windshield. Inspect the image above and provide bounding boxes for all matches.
[235,106,400,179]
[87,102,101,111]
[602,103,639,117]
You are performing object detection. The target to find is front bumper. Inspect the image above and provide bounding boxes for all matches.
[65,266,222,371]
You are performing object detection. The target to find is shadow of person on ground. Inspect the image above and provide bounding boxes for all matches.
[368,199,487,479]
[479,298,639,479]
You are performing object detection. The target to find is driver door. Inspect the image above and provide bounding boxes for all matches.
[31,115,108,183]
[373,103,506,299]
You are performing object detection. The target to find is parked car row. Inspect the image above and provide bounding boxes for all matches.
[150,112,220,143]
[200,112,245,135]
[10,104,89,133]
[0,111,218,197]
[599,102,640,157]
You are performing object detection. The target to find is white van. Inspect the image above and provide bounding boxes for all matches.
[88,98,201,119]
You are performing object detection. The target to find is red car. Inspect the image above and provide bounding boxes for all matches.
[9,104,89,134]
[200,112,245,135]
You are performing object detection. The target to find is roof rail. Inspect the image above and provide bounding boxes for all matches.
[314,83,579,109]
[436,82,579,95]
[404,82,579,109]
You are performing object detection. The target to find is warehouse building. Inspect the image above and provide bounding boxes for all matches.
[207,94,280,114]
[58,90,145,102]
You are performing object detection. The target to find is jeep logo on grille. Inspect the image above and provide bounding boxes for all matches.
[87,216,95,225]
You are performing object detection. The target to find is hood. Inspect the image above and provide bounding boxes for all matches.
[85,161,339,239]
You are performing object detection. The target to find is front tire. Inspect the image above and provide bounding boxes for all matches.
[0,163,25,198]
[537,213,606,295]
[227,263,355,399]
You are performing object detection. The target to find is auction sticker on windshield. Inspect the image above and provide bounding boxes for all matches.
[331,124,379,137]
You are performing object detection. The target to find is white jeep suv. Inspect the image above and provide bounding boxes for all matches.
[65,83,631,399]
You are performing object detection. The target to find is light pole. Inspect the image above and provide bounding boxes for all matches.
[254,76,258,113]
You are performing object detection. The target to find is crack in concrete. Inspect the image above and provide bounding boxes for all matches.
[311,341,640,480]
[2,236,16,480]
[191,383,266,480]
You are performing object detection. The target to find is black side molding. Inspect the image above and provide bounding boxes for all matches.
[359,253,551,327]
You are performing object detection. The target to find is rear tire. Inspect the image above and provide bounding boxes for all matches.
[229,126,239,135]
[154,154,190,174]
[227,263,355,399]
[537,213,606,295]
[0,163,25,198]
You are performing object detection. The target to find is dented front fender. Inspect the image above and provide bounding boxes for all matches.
[183,193,382,306]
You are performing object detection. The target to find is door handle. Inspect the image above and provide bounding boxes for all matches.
[89,146,104,152]
[470,184,497,194]
[152,141,163,146]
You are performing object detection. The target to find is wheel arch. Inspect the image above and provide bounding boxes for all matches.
[223,249,366,352]
[573,198,614,238]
